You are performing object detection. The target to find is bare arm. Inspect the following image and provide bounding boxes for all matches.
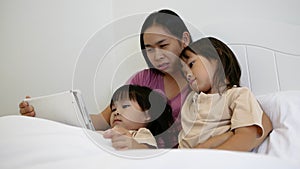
[214,126,258,151]
[253,111,273,147]
[90,105,111,130]
[194,131,233,149]
[194,111,272,150]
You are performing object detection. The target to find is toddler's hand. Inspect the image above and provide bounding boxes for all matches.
[102,126,135,150]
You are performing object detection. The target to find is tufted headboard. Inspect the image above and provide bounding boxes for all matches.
[229,43,300,95]
[194,19,300,96]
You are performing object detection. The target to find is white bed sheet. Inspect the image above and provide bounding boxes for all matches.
[0,115,298,169]
[255,90,300,164]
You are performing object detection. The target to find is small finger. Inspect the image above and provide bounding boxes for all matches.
[19,101,28,108]
[22,111,35,117]
[112,126,128,135]
[20,106,34,115]
[103,129,114,138]
[111,141,128,150]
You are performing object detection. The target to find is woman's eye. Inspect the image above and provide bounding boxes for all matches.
[122,104,130,109]
[160,44,168,49]
[188,61,195,68]
[146,48,154,53]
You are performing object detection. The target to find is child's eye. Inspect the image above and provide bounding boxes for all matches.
[111,108,116,112]
[122,104,130,109]
[188,61,195,68]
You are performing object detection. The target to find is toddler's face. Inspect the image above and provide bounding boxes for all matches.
[110,99,149,130]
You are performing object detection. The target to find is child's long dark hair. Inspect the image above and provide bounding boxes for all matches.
[180,37,241,94]
[110,84,174,138]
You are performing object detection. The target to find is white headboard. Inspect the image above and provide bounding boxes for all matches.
[195,19,300,96]
[229,44,300,96]
[75,18,300,113]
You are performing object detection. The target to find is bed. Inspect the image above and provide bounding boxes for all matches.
[1,16,300,169]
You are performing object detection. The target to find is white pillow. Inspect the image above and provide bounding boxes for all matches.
[255,90,300,165]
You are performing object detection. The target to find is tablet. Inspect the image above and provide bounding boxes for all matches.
[24,90,95,130]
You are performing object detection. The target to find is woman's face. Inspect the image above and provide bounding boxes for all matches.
[110,99,149,130]
[143,25,185,74]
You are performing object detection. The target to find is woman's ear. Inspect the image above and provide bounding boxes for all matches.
[182,31,191,47]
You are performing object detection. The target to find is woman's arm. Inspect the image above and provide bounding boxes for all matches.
[90,105,111,130]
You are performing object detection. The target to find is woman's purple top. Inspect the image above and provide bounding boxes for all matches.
[126,69,191,148]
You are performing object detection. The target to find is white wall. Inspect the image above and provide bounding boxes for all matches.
[0,0,113,115]
[1,0,299,116]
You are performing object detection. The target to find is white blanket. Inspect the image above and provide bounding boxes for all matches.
[0,115,298,169]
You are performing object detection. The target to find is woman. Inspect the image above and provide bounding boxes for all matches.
[93,9,191,148]
[19,9,272,149]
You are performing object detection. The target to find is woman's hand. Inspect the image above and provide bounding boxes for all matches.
[19,96,35,117]
[103,126,150,150]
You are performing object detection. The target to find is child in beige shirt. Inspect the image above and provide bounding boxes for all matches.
[178,37,264,151]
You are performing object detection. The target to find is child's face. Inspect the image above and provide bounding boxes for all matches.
[181,50,217,93]
[110,99,149,130]
[143,25,184,74]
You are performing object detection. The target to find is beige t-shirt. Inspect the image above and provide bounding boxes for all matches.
[129,128,157,148]
[178,87,264,148]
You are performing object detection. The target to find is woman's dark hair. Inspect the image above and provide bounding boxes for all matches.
[110,84,174,137]
[180,37,241,94]
[140,9,192,75]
